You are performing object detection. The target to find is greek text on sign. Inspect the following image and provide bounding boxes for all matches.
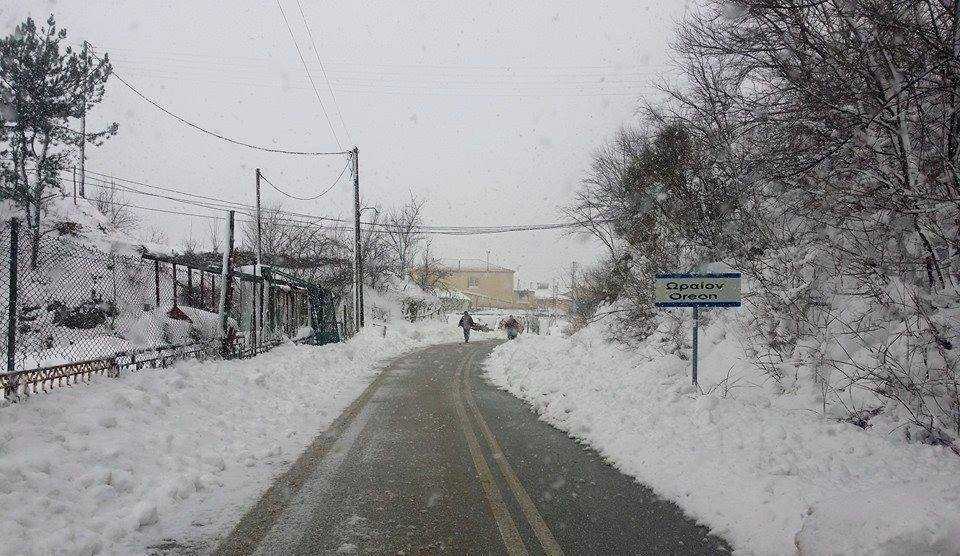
[654,273,741,308]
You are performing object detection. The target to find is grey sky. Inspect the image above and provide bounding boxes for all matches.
[4,0,690,288]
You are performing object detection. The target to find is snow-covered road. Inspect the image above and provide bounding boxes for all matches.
[0,321,459,555]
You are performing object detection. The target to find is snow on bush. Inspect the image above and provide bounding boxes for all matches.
[0,320,459,555]
[364,279,441,323]
[484,317,960,555]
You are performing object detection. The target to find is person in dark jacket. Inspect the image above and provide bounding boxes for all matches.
[500,314,523,340]
[458,311,475,343]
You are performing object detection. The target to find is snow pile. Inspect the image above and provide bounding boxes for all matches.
[484,318,960,555]
[0,320,459,555]
[0,195,168,258]
[364,280,442,323]
[795,481,960,555]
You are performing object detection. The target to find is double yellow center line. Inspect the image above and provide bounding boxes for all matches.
[452,349,564,556]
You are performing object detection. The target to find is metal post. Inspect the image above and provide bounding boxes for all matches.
[219,211,235,355]
[352,147,363,331]
[692,305,700,386]
[258,279,265,338]
[172,263,178,308]
[7,219,19,375]
[265,268,274,336]
[254,168,264,338]
[187,268,193,305]
[154,259,161,308]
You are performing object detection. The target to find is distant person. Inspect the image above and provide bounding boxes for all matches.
[458,311,475,344]
[500,314,523,340]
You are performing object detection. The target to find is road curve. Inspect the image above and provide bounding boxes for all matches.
[215,340,731,555]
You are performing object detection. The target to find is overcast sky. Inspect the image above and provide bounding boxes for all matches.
[4,0,690,288]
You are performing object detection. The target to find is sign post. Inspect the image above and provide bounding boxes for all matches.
[654,272,742,386]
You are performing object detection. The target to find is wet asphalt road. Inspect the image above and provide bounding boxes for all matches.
[217,341,731,555]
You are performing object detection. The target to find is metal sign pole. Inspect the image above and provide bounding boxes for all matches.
[654,272,743,388]
[692,305,699,386]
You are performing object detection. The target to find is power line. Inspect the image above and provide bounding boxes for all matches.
[60,166,599,234]
[295,0,352,145]
[259,160,350,201]
[89,48,350,156]
[110,65,657,93]
[96,194,593,236]
[72,167,355,227]
[275,0,342,149]
[104,46,674,71]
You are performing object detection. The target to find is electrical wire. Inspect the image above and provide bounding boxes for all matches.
[275,0,342,149]
[103,46,673,71]
[87,48,350,156]
[295,0,352,145]
[56,166,601,234]
[259,160,350,201]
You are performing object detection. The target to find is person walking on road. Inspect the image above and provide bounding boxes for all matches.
[500,314,523,340]
[458,311,475,344]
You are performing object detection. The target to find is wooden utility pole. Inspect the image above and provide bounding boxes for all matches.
[352,147,363,331]
[79,103,86,198]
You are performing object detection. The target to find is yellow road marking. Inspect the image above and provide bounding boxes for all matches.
[462,349,565,556]
[453,351,528,555]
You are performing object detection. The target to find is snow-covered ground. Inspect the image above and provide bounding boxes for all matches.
[0,319,459,555]
[483,321,960,555]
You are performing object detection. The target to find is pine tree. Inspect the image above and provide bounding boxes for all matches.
[0,15,117,267]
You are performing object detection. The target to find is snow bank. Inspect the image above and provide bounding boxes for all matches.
[795,481,960,555]
[483,321,960,555]
[0,320,459,555]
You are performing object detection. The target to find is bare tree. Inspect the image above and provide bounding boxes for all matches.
[571,0,960,444]
[94,179,139,234]
[240,201,353,293]
[143,226,169,246]
[383,195,426,280]
[357,205,395,291]
[205,220,222,253]
[412,241,451,293]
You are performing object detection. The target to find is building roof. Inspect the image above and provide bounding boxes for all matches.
[439,258,514,273]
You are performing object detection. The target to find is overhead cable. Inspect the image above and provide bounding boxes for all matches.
[89,47,350,156]
[294,0,353,145]
[274,0,342,149]
[259,160,350,201]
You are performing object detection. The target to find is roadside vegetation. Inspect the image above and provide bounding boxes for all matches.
[569,1,960,448]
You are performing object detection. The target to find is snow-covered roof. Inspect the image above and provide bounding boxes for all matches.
[438,258,514,273]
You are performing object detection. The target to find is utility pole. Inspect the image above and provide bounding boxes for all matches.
[219,210,235,356]
[254,168,264,342]
[570,261,578,315]
[486,250,490,272]
[79,110,86,198]
[352,147,363,331]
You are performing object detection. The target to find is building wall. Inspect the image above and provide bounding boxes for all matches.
[439,268,516,306]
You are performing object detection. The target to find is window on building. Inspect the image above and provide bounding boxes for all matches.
[468,276,479,287]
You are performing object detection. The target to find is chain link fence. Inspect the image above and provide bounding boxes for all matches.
[0,218,332,401]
